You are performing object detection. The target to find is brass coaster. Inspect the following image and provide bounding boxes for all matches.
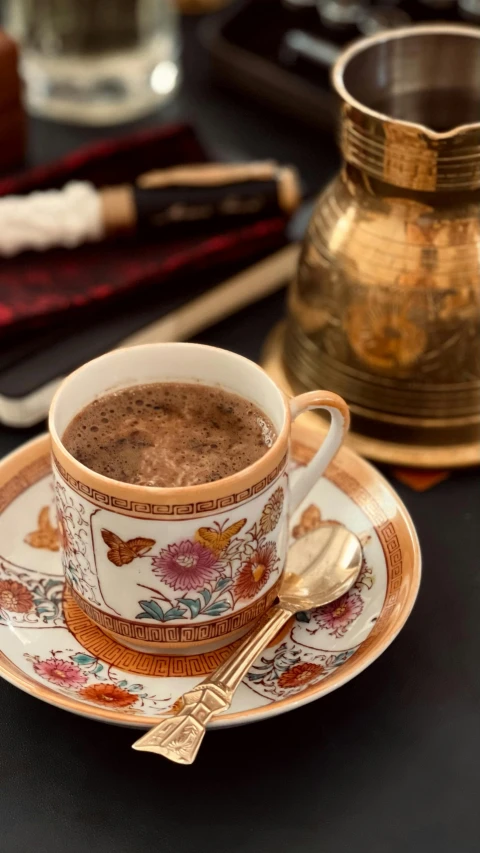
[262,323,480,469]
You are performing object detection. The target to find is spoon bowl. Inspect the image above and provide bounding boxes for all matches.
[280,524,363,613]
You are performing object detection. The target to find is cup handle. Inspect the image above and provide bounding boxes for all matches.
[288,391,350,511]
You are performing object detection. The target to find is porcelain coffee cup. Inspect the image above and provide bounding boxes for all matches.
[49,343,349,654]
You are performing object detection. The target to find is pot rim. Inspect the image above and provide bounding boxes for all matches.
[332,22,480,142]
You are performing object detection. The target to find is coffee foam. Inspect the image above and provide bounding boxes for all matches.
[62,382,277,488]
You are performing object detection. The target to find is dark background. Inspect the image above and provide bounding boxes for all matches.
[0,17,479,853]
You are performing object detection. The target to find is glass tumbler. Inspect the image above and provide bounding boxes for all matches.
[2,0,180,124]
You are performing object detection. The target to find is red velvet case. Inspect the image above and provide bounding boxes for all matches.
[0,124,287,335]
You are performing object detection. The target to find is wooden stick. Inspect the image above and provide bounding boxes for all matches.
[119,242,299,348]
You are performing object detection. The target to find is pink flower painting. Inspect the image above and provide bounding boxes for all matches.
[151,540,222,592]
[33,657,89,688]
[313,590,364,638]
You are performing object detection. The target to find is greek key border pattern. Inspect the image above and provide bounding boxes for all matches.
[52,453,288,517]
[314,460,404,618]
[68,580,281,644]
[326,463,402,590]
[63,587,241,677]
[290,445,406,620]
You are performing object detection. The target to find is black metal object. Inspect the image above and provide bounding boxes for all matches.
[133,177,285,229]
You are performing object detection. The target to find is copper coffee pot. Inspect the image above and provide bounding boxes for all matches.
[281,24,480,466]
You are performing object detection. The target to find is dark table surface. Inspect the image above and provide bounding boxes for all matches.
[1,15,480,853]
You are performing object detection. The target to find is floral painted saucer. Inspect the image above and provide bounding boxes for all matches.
[0,427,420,728]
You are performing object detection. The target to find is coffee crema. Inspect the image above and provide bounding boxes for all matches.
[62,382,277,488]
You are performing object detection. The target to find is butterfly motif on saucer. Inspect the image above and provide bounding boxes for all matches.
[24,506,59,552]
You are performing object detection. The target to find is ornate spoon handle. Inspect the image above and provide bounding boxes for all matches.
[132,604,291,764]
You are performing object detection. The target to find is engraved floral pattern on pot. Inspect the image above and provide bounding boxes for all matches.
[25,650,171,716]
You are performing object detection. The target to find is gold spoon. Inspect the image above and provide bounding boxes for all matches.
[132,523,362,764]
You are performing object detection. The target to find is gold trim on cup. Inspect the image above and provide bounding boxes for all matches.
[68,580,281,646]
